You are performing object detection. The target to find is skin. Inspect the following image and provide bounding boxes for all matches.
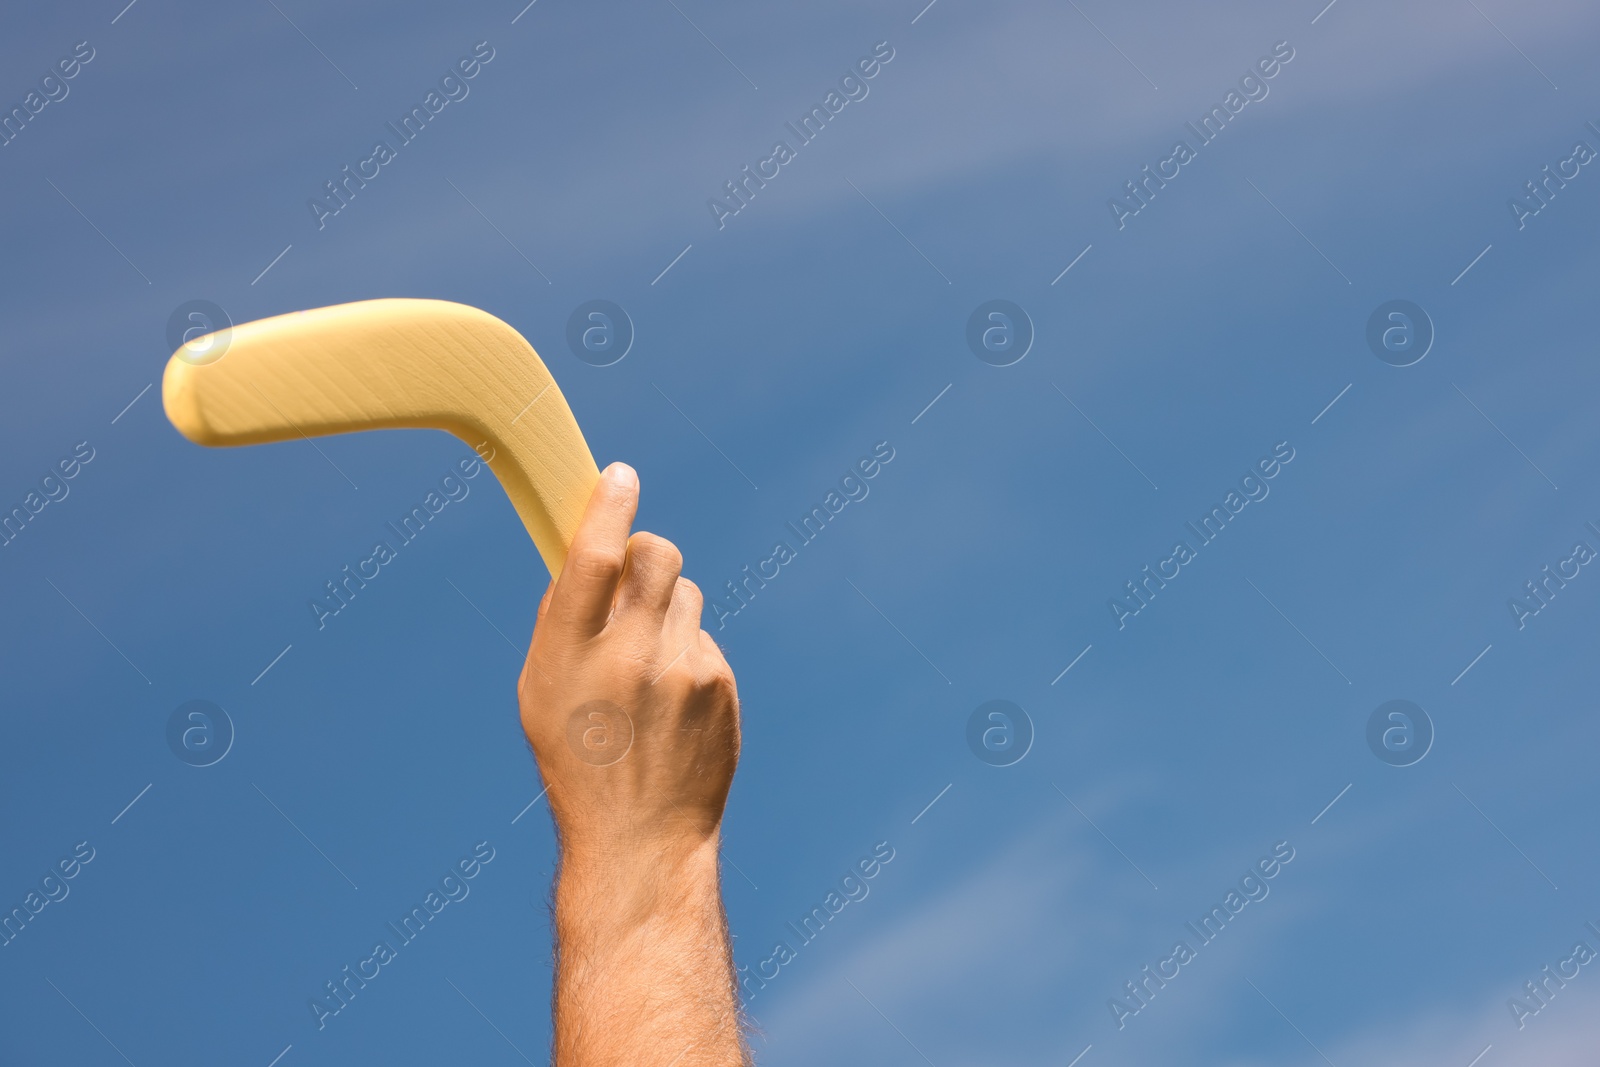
[518,462,749,1066]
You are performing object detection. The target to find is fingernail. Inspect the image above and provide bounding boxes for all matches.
[605,462,638,489]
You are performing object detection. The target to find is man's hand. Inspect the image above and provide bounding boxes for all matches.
[518,461,747,1066]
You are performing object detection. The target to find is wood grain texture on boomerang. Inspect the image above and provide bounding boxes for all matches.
[161,298,599,577]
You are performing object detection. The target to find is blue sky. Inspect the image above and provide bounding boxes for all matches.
[4,0,1600,1064]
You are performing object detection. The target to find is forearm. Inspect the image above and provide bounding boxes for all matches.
[553,838,747,1066]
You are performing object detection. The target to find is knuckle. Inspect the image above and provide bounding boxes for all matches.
[700,656,738,698]
[569,546,626,583]
[700,629,730,663]
[629,532,683,573]
[674,577,703,612]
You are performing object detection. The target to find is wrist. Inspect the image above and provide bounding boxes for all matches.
[555,833,724,935]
